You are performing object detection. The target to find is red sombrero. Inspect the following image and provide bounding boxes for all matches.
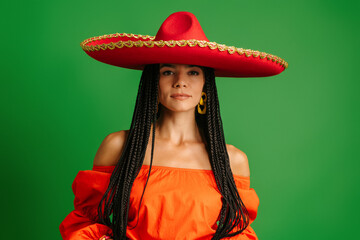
[80,11,288,78]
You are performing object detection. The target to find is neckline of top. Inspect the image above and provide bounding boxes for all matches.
[92,164,250,179]
[142,164,213,172]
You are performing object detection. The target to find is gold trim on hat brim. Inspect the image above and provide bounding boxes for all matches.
[80,33,288,69]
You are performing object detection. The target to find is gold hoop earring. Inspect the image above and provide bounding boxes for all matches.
[197,92,207,114]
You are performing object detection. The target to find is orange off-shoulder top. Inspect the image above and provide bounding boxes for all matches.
[59,165,259,239]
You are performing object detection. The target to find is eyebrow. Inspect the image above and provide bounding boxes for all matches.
[160,64,200,69]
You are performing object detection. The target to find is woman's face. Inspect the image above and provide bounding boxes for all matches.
[158,63,205,113]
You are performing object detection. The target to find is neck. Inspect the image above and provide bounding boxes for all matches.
[151,108,203,146]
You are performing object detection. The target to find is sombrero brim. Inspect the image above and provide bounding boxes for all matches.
[80,33,288,78]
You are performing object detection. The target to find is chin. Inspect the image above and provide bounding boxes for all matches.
[164,105,197,113]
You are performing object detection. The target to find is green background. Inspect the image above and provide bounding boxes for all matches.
[2,0,359,239]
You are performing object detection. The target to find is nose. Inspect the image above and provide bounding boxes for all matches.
[173,71,187,88]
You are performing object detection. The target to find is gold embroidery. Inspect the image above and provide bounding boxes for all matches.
[167,40,177,47]
[176,40,187,47]
[80,33,288,69]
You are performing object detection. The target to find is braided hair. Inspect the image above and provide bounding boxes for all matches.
[98,64,249,239]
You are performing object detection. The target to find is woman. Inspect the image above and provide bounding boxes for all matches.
[60,12,287,240]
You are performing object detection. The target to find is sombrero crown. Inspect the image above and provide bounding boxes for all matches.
[80,11,288,77]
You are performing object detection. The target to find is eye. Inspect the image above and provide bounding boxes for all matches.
[161,70,174,76]
[188,71,199,76]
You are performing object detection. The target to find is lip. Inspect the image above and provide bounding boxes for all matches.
[171,93,191,100]
[171,93,191,97]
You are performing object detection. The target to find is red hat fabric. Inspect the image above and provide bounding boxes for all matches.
[80,12,288,78]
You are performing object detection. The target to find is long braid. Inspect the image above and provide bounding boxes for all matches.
[97,64,159,239]
[98,64,249,239]
[198,67,250,239]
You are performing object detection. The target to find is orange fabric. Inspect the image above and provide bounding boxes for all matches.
[60,165,259,239]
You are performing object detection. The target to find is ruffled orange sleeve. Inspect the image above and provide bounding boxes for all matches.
[59,168,113,240]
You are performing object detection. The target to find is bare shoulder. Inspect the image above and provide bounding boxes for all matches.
[226,144,250,177]
[93,130,130,166]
